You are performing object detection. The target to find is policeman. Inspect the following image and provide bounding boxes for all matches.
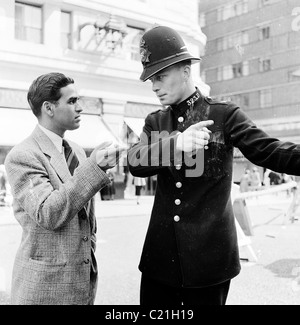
[127,25,300,305]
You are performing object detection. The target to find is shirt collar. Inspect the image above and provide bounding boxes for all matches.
[170,88,203,118]
[38,124,64,154]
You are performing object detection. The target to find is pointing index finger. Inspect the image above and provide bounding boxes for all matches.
[193,120,214,130]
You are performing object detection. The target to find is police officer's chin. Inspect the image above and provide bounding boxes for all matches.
[157,95,170,106]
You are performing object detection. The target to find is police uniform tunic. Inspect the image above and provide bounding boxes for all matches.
[128,88,300,288]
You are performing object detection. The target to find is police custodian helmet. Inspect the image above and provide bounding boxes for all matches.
[139,25,201,82]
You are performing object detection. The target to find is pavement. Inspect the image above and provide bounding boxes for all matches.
[1,191,300,305]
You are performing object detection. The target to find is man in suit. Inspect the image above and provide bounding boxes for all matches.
[127,25,300,305]
[5,72,124,305]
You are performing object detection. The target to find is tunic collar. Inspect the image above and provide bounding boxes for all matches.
[170,88,203,118]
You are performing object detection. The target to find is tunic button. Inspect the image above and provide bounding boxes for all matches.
[83,236,88,242]
[84,259,90,264]
[174,215,180,222]
[176,182,182,189]
[175,199,181,205]
[178,117,184,123]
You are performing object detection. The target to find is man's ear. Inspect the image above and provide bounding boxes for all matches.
[183,65,191,81]
[42,101,54,117]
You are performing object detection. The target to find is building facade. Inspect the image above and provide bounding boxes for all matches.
[0,0,208,196]
[199,0,300,182]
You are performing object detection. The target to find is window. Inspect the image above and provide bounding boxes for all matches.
[235,1,244,15]
[226,35,233,49]
[217,8,223,22]
[223,5,234,20]
[259,26,270,40]
[15,2,42,44]
[232,61,249,78]
[223,65,233,80]
[61,11,72,49]
[242,31,249,44]
[231,94,249,107]
[216,61,249,81]
[243,61,249,76]
[217,0,248,21]
[233,63,243,78]
[259,59,271,72]
[230,95,242,106]
[217,31,249,52]
[260,89,272,108]
[217,38,223,51]
[242,94,250,107]
[242,0,249,14]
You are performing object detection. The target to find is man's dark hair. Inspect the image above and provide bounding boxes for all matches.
[27,72,74,117]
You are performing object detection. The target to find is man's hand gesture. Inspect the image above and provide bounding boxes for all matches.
[91,141,127,171]
[176,120,214,154]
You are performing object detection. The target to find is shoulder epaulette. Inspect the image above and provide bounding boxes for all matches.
[204,96,228,105]
[149,106,170,115]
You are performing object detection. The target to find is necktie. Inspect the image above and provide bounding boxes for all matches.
[62,139,79,176]
[62,139,87,218]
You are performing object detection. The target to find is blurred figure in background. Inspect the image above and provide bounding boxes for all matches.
[269,171,282,185]
[250,167,262,190]
[133,176,146,205]
[0,165,7,206]
[100,169,115,200]
[239,169,251,193]
[263,169,271,187]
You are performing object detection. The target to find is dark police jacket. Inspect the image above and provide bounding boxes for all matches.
[128,88,300,288]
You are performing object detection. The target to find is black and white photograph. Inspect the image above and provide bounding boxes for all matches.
[0,0,300,308]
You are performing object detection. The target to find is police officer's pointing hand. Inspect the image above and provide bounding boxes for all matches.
[176,120,214,153]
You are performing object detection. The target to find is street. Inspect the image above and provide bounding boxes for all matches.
[1,192,300,305]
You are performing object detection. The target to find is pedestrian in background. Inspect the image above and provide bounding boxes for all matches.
[128,25,300,306]
[4,72,124,305]
[250,167,262,190]
[263,169,271,187]
[239,169,251,192]
[100,169,116,200]
[133,176,146,205]
[0,166,7,206]
[269,171,282,185]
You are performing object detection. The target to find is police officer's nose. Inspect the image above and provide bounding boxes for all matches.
[152,80,160,93]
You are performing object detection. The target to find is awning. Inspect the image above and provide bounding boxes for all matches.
[66,114,121,149]
[0,108,120,149]
[124,117,145,138]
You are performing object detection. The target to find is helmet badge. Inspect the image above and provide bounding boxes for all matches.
[140,38,151,65]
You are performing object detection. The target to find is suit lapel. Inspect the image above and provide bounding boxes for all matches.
[32,126,71,183]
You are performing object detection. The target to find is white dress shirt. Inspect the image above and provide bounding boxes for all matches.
[38,124,64,154]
